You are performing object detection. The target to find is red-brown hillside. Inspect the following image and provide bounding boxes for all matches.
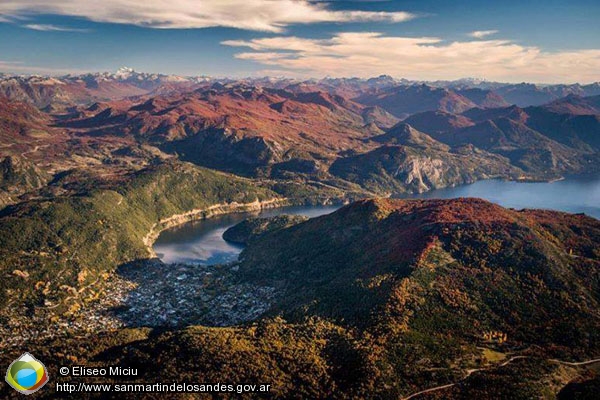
[238,198,600,359]
[59,85,399,166]
[355,84,478,118]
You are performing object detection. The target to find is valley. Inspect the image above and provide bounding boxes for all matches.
[2,72,600,210]
[1,71,599,398]
[2,195,598,399]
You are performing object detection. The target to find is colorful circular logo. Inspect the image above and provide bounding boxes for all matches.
[5,353,49,395]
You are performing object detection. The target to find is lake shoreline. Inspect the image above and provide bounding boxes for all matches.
[154,175,600,264]
[144,197,348,258]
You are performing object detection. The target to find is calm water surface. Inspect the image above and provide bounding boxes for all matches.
[154,205,339,264]
[402,175,600,219]
[154,175,600,264]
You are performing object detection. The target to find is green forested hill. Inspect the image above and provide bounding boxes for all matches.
[1,189,599,399]
[0,161,278,315]
[2,198,595,399]
[238,198,600,357]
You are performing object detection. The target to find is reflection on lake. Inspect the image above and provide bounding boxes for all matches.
[154,175,600,265]
[153,205,339,265]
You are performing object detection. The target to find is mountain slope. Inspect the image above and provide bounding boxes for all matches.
[402,105,600,177]
[1,73,599,200]
[0,69,203,110]
[239,198,600,354]
[372,122,450,151]
[0,96,53,138]
[59,85,397,176]
[437,118,582,174]
[354,84,478,118]
[0,161,279,317]
[525,106,600,151]
[495,83,600,107]
[455,88,509,108]
[85,198,599,399]
[1,198,598,399]
[330,140,519,194]
[403,110,475,133]
[0,156,49,207]
[542,94,600,115]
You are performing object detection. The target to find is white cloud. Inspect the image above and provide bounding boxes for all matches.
[223,32,600,83]
[469,30,498,39]
[22,23,88,32]
[0,0,415,32]
[0,60,87,75]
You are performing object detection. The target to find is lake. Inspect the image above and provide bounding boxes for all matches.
[154,205,340,264]
[153,175,600,265]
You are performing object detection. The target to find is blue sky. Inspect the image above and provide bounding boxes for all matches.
[0,0,599,82]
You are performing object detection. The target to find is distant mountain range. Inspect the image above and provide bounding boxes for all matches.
[1,70,599,398]
[1,69,599,206]
[0,67,209,111]
[2,69,599,111]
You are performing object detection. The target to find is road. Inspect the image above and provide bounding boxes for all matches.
[401,356,600,400]
[21,143,49,158]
